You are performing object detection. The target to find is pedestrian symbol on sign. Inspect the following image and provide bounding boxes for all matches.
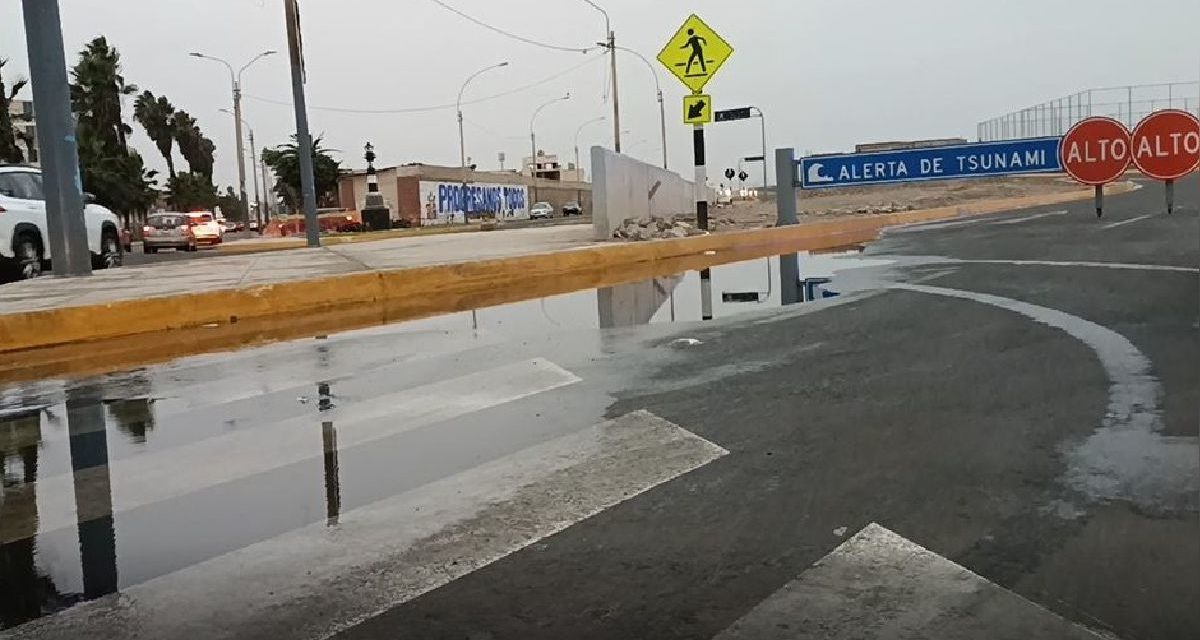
[686,97,707,120]
[683,29,709,75]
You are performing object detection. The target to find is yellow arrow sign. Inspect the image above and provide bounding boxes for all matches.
[657,14,734,93]
[683,94,712,125]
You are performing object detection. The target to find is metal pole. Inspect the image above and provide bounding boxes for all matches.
[458,109,467,222]
[260,155,271,223]
[1166,179,1175,214]
[232,82,249,220]
[21,0,91,276]
[530,129,538,205]
[248,128,261,226]
[284,0,319,246]
[610,29,621,153]
[657,89,667,169]
[774,147,799,305]
[1127,86,1133,128]
[1094,184,1104,219]
[755,107,767,194]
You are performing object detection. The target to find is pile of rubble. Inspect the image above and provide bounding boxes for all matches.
[612,216,710,241]
[799,202,917,217]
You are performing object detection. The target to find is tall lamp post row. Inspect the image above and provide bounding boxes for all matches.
[189,50,275,223]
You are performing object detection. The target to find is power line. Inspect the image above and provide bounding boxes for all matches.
[427,0,597,53]
[243,54,603,115]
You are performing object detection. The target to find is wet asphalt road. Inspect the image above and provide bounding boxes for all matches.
[0,179,1196,639]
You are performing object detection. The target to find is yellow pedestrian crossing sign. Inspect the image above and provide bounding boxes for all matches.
[657,14,734,93]
[683,94,711,125]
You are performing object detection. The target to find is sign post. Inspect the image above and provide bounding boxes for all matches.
[1131,109,1200,214]
[658,13,733,320]
[1059,117,1132,218]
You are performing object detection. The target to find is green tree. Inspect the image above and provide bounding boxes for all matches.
[166,171,217,211]
[261,135,340,211]
[70,37,136,151]
[0,58,32,163]
[69,37,156,216]
[133,90,177,179]
[172,110,215,180]
[216,185,246,221]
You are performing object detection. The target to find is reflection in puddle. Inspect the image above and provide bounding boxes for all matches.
[0,250,890,629]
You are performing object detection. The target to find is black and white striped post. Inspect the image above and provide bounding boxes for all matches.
[695,122,712,320]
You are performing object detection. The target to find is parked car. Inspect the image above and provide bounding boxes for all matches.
[529,202,554,219]
[248,220,260,232]
[0,164,123,282]
[142,213,200,253]
[562,201,583,216]
[222,220,238,234]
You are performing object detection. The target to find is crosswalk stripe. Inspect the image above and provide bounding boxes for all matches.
[1101,214,1154,230]
[1,358,580,544]
[7,411,729,640]
[714,523,1108,639]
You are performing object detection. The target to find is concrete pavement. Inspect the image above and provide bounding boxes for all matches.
[0,177,1196,639]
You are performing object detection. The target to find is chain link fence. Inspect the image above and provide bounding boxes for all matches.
[976,82,1200,141]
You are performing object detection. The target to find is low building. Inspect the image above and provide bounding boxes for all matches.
[7,99,38,165]
[336,162,591,226]
[523,150,586,182]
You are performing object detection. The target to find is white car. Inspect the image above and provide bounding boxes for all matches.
[529,202,554,219]
[0,165,124,282]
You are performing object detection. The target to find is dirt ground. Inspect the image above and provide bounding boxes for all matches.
[711,175,1090,230]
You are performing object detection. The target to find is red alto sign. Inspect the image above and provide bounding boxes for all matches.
[1131,109,1200,181]
[1059,117,1132,185]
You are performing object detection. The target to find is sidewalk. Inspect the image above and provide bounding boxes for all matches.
[2,225,594,315]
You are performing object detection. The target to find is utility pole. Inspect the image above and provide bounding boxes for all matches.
[583,1,620,153]
[284,0,319,246]
[21,0,91,276]
[220,107,262,226]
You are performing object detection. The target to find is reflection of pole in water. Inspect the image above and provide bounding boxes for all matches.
[0,409,55,627]
[700,268,713,320]
[321,421,341,526]
[66,387,118,599]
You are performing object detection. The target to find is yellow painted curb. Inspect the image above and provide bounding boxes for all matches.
[0,182,1124,362]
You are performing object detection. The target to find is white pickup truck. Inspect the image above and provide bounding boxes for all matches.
[0,164,123,282]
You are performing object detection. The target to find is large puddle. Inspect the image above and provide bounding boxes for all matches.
[0,250,891,630]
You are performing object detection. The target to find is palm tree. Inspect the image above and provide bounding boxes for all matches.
[262,135,341,210]
[70,37,136,151]
[133,90,177,179]
[172,110,215,179]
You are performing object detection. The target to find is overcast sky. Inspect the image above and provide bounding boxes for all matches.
[4,0,1199,192]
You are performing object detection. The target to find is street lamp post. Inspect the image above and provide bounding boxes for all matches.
[582,1,620,153]
[573,116,606,177]
[530,94,571,205]
[751,106,767,196]
[219,108,262,227]
[189,50,276,222]
[611,46,667,170]
[457,62,509,223]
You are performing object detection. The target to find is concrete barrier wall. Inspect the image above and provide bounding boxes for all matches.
[591,146,698,241]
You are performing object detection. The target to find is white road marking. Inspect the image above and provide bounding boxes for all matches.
[8,411,728,640]
[893,284,1197,514]
[890,218,985,233]
[714,523,1107,639]
[956,259,1198,273]
[989,209,1068,225]
[1101,213,1154,229]
[6,358,580,543]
